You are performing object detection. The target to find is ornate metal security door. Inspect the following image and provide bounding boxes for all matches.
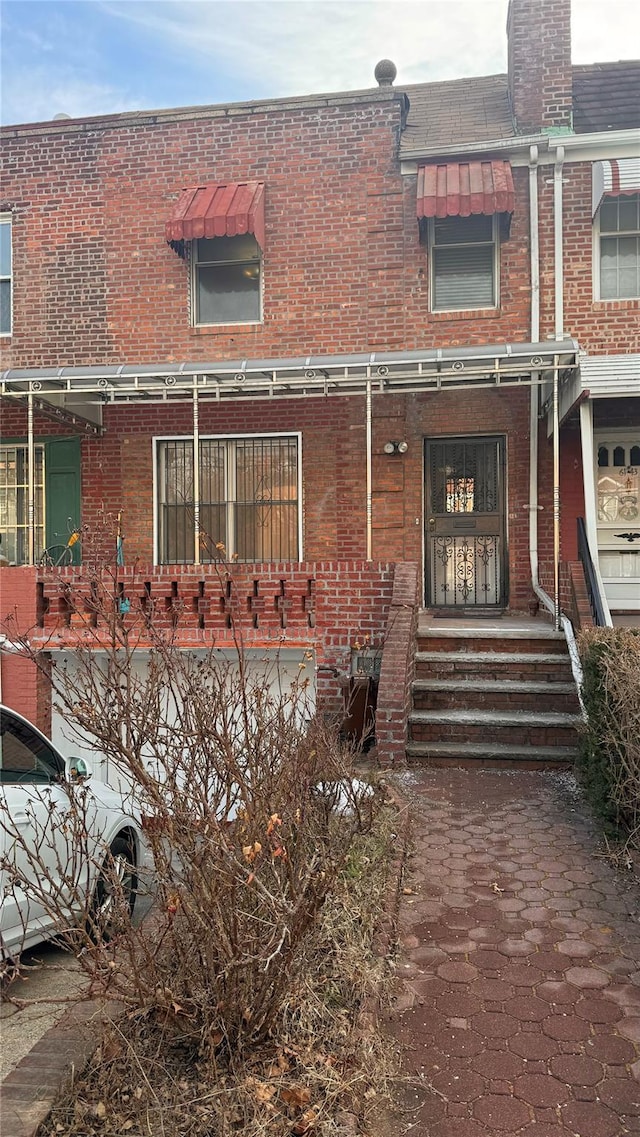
[425,437,506,608]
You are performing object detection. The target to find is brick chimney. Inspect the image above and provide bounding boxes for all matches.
[507,0,573,133]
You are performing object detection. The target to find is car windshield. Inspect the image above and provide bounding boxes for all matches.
[0,711,63,784]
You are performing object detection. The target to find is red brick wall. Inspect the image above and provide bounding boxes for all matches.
[376,561,419,767]
[2,384,541,610]
[1,96,408,367]
[0,566,50,730]
[538,161,640,352]
[2,86,636,619]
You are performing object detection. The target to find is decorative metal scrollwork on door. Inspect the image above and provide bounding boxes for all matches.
[432,534,500,605]
[426,437,504,607]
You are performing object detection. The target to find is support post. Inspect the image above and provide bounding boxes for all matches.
[366,378,372,561]
[27,391,35,565]
[553,362,561,630]
[192,382,201,566]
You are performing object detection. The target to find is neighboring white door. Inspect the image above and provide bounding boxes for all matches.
[0,709,71,955]
[595,431,640,612]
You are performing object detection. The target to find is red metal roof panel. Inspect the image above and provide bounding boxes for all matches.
[417,160,515,219]
[165,181,266,248]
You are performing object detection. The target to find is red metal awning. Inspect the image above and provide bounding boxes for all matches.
[417,160,515,219]
[165,181,266,248]
[592,159,640,216]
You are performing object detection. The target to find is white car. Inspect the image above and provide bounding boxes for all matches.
[0,704,143,959]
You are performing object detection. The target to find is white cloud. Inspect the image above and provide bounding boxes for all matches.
[99,0,511,95]
[99,0,640,96]
[2,70,138,125]
[3,0,638,125]
[571,0,640,62]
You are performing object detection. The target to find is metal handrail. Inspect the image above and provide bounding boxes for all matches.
[577,517,607,626]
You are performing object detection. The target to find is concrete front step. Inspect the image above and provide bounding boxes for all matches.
[415,650,574,683]
[412,678,579,714]
[417,627,568,656]
[409,708,581,749]
[406,740,578,768]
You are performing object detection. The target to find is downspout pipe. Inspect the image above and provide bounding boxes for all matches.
[527,145,585,701]
[27,392,35,565]
[192,382,201,566]
[366,379,372,560]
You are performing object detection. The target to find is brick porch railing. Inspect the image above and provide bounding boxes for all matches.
[2,561,419,766]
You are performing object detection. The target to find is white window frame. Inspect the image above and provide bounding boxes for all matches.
[0,214,12,337]
[153,432,303,566]
[428,214,499,313]
[0,443,45,565]
[593,193,640,302]
[190,235,263,327]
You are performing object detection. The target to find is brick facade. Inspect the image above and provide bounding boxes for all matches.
[1,0,638,740]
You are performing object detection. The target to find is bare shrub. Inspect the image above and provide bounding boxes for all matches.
[37,808,398,1137]
[2,575,385,1078]
[578,627,640,847]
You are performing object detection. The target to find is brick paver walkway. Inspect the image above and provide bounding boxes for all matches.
[385,768,640,1137]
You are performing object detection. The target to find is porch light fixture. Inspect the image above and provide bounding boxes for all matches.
[383,440,408,454]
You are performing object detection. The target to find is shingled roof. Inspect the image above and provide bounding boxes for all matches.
[399,74,514,156]
[399,60,640,157]
[573,61,640,133]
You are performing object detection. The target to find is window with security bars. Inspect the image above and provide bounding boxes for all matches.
[157,436,299,564]
[430,215,497,311]
[598,194,640,300]
[0,445,45,564]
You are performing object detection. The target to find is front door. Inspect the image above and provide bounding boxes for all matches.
[425,436,506,609]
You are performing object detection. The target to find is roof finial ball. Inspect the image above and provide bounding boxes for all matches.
[374,59,397,87]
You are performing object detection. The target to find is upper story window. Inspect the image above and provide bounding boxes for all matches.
[0,215,12,335]
[193,235,261,325]
[165,181,266,327]
[597,194,640,300]
[416,160,514,314]
[156,435,300,565]
[429,215,498,311]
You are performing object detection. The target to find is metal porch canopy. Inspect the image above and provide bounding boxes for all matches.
[2,340,579,405]
[2,340,578,596]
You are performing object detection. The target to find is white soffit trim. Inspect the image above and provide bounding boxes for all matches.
[580,354,640,397]
[592,158,640,217]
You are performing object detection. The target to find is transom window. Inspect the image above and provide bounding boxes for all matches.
[597,194,640,300]
[0,215,12,335]
[0,445,45,565]
[429,215,498,312]
[193,235,261,325]
[157,436,299,564]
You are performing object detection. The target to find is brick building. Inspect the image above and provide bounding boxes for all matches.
[1,0,639,765]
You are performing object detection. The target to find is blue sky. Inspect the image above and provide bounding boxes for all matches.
[1,0,639,126]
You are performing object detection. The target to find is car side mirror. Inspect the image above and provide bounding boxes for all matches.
[67,756,92,782]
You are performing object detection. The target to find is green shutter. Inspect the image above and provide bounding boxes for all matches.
[44,438,82,564]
